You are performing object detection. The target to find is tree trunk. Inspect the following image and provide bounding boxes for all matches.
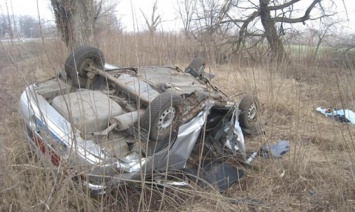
[259,0,288,63]
[51,0,95,50]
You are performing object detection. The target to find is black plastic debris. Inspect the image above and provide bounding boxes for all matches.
[259,140,290,158]
[333,114,350,123]
[186,160,244,192]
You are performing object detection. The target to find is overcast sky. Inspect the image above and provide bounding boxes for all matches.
[0,0,354,33]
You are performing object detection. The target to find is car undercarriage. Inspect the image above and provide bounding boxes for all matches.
[19,45,261,194]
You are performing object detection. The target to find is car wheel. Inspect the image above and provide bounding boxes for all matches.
[65,45,105,88]
[140,92,182,142]
[238,95,259,129]
[185,57,206,78]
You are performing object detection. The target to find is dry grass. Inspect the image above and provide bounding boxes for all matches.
[1,32,355,211]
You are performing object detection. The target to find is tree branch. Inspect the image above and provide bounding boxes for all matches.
[268,0,300,11]
[235,10,260,52]
[273,0,321,23]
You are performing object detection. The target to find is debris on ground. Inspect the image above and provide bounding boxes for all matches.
[316,107,355,124]
[186,160,244,193]
[259,140,290,158]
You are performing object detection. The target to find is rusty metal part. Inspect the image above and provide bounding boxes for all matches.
[109,95,138,112]
[94,69,150,104]
[110,110,145,131]
[92,122,119,136]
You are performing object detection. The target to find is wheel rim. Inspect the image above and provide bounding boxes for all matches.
[78,58,96,76]
[247,103,257,121]
[196,64,205,75]
[157,107,176,130]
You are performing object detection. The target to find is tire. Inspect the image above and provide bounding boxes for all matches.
[65,45,105,88]
[185,57,206,78]
[238,95,259,129]
[140,92,182,142]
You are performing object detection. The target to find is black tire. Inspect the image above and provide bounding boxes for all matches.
[65,45,105,88]
[185,57,206,78]
[140,92,182,142]
[238,95,259,129]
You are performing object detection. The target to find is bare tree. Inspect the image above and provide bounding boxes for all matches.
[0,15,8,38]
[95,12,123,35]
[141,0,161,34]
[94,1,121,35]
[4,0,13,44]
[308,18,340,63]
[190,0,336,63]
[50,0,117,49]
[188,0,234,63]
[176,0,197,37]
[260,0,326,62]
[19,16,40,38]
[50,0,95,49]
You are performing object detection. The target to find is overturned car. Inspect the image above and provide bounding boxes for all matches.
[19,45,260,194]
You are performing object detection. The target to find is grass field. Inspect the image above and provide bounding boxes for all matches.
[1,33,355,211]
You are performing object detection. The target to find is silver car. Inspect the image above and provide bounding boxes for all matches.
[18,45,260,194]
